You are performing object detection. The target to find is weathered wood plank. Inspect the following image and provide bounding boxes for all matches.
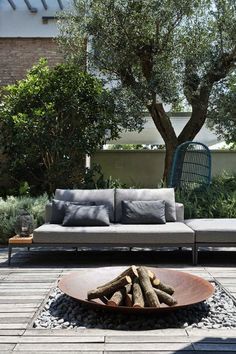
[4,276,57,280]
[187,329,236,337]
[0,330,24,336]
[0,296,43,301]
[104,343,193,351]
[2,271,55,274]
[0,306,37,313]
[222,286,236,292]
[0,284,51,289]
[0,313,33,319]
[0,336,104,343]
[23,328,187,336]
[0,303,38,308]
[0,343,15,351]
[104,352,196,354]
[193,343,236,351]
[12,352,103,354]
[0,313,32,324]
[105,335,190,343]
[0,324,27,330]
[0,290,47,295]
[0,298,41,304]
[14,343,105,351]
[191,337,236,344]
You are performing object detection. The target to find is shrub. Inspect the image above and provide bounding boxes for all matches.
[0,59,139,195]
[83,164,129,189]
[176,173,236,219]
[0,194,48,244]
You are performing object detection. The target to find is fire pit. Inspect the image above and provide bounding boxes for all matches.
[58,267,214,313]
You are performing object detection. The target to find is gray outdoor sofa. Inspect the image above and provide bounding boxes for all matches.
[8,188,236,265]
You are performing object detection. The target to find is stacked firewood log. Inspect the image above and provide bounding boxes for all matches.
[87,266,177,308]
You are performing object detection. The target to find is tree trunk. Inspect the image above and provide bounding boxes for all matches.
[148,102,178,183]
[148,100,209,183]
[163,143,178,184]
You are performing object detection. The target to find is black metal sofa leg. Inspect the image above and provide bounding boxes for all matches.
[192,244,198,266]
[8,246,12,266]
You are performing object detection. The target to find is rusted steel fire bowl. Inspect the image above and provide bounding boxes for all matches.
[58,267,214,313]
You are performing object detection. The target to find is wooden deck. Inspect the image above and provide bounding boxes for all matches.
[1,246,236,353]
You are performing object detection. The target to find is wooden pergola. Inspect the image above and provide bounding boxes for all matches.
[7,0,64,13]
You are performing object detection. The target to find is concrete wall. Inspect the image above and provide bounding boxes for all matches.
[0,0,65,38]
[92,150,236,187]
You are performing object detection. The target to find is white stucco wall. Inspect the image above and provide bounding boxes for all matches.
[0,0,70,37]
[109,113,221,147]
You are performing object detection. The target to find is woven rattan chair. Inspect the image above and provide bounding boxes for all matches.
[168,141,211,190]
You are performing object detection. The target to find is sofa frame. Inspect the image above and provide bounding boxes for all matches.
[8,242,197,266]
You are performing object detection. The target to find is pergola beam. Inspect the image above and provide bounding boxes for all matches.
[7,0,16,10]
[24,0,37,13]
[41,0,48,10]
[57,0,64,10]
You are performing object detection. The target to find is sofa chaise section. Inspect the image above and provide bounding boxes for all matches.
[185,218,236,264]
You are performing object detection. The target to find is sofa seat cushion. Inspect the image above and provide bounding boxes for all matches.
[33,222,194,244]
[185,219,236,243]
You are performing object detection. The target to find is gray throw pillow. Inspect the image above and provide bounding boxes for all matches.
[50,199,95,224]
[62,204,110,226]
[121,200,166,224]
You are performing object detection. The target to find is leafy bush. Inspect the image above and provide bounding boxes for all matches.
[0,194,48,244]
[0,59,140,195]
[176,174,236,219]
[83,164,129,189]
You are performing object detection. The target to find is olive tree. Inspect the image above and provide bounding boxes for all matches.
[207,74,236,145]
[59,0,236,180]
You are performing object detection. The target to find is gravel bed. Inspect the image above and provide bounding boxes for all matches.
[34,283,236,330]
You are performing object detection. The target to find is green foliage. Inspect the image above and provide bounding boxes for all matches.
[107,144,146,150]
[0,194,48,244]
[83,164,129,189]
[59,0,236,179]
[176,174,236,219]
[59,0,235,107]
[0,59,142,195]
[106,144,165,150]
[207,74,236,144]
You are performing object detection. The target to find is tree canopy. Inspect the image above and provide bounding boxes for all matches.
[207,74,236,145]
[0,59,142,194]
[59,0,236,180]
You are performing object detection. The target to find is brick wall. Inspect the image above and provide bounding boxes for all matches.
[0,38,63,86]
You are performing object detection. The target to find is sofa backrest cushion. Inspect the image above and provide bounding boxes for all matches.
[50,199,95,224]
[115,188,176,222]
[121,200,166,224]
[54,189,115,222]
[62,204,110,226]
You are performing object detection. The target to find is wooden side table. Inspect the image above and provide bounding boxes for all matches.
[8,235,33,265]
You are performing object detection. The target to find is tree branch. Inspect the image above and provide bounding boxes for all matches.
[180,46,236,143]
[137,44,154,81]
[206,47,236,84]
[148,102,177,146]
